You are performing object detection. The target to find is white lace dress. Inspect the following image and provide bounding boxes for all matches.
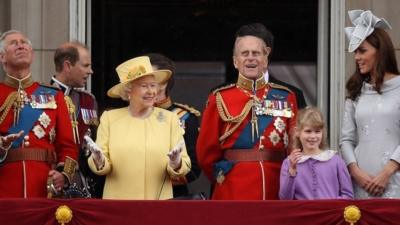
[340,76,400,199]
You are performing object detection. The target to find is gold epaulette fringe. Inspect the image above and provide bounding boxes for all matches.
[215,92,253,142]
[0,92,18,124]
[174,102,201,117]
[268,82,293,93]
[212,83,236,95]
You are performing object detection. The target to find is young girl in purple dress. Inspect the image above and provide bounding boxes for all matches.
[279,107,353,200]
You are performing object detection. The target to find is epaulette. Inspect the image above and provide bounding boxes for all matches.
[74,88,96,99]
[212,83,236,95]
[173,102,201,117]
[269,82,293,93]
[39,83,61,91]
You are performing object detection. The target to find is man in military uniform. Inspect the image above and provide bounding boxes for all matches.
[149,53,202,199]
[51,42,104,198]
[0,30,77,198]
[212,23,307,109]
[246,23,307,109]
[197,24,298,200]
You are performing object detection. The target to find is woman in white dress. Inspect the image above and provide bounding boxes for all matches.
[340,10,400,199]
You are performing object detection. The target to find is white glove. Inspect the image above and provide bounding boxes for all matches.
[167,141,184,170]
[0,131,24,151]
[84,135,105,169]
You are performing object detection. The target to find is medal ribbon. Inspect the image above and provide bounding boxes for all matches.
[8,86,57,148]
[232,88,289,149]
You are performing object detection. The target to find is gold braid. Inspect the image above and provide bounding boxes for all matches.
[216,92,253,142]
[64,96,76,114]
[64,96,79,144]
[0,92,18,124]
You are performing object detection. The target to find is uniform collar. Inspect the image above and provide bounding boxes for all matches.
[4,73,34,89]
[236,73,266,91]
[51,76,72,96]
[155,96,173,109]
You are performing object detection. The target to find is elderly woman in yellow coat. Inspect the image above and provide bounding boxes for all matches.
[87,56,191,200]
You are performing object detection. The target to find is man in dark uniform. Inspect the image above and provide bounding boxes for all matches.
[149,53,203,199]
[197,24,298,200]
[51,41,104,198]
[0,30,77,198]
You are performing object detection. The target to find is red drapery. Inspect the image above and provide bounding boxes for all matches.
[0,199,398,225]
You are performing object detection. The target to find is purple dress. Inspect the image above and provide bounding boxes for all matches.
[279,150,353,200]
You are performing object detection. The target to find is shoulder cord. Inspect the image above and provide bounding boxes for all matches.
[0,92,18,125]
[216,92,253,142]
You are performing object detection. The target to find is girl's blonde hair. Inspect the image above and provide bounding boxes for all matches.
[292,106,328,150]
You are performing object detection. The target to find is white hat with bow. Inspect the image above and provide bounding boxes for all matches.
[344,10,392,52]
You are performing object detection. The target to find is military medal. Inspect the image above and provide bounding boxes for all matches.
[90,109,99,125]
[47,95,57,108]
[81,108,89,125]
[30,94,57,109]
[273,117,285,133]
[82,108,99,125]
[38,112,51,128]
[81,109,91,124]
[272,100,284,117]
[268,130,280,146]
[33,125,45,139]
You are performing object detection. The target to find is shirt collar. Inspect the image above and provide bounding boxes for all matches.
[51,76,72,96]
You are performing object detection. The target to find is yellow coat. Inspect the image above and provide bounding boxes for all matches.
[88,107,191,200]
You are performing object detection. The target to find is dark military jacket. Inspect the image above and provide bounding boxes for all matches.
[51,76,105,198]
[156,97,201,198]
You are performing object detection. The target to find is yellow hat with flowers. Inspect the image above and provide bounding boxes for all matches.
[107,56,171,98]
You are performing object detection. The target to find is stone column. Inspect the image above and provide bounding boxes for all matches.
[0,0,69,82]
